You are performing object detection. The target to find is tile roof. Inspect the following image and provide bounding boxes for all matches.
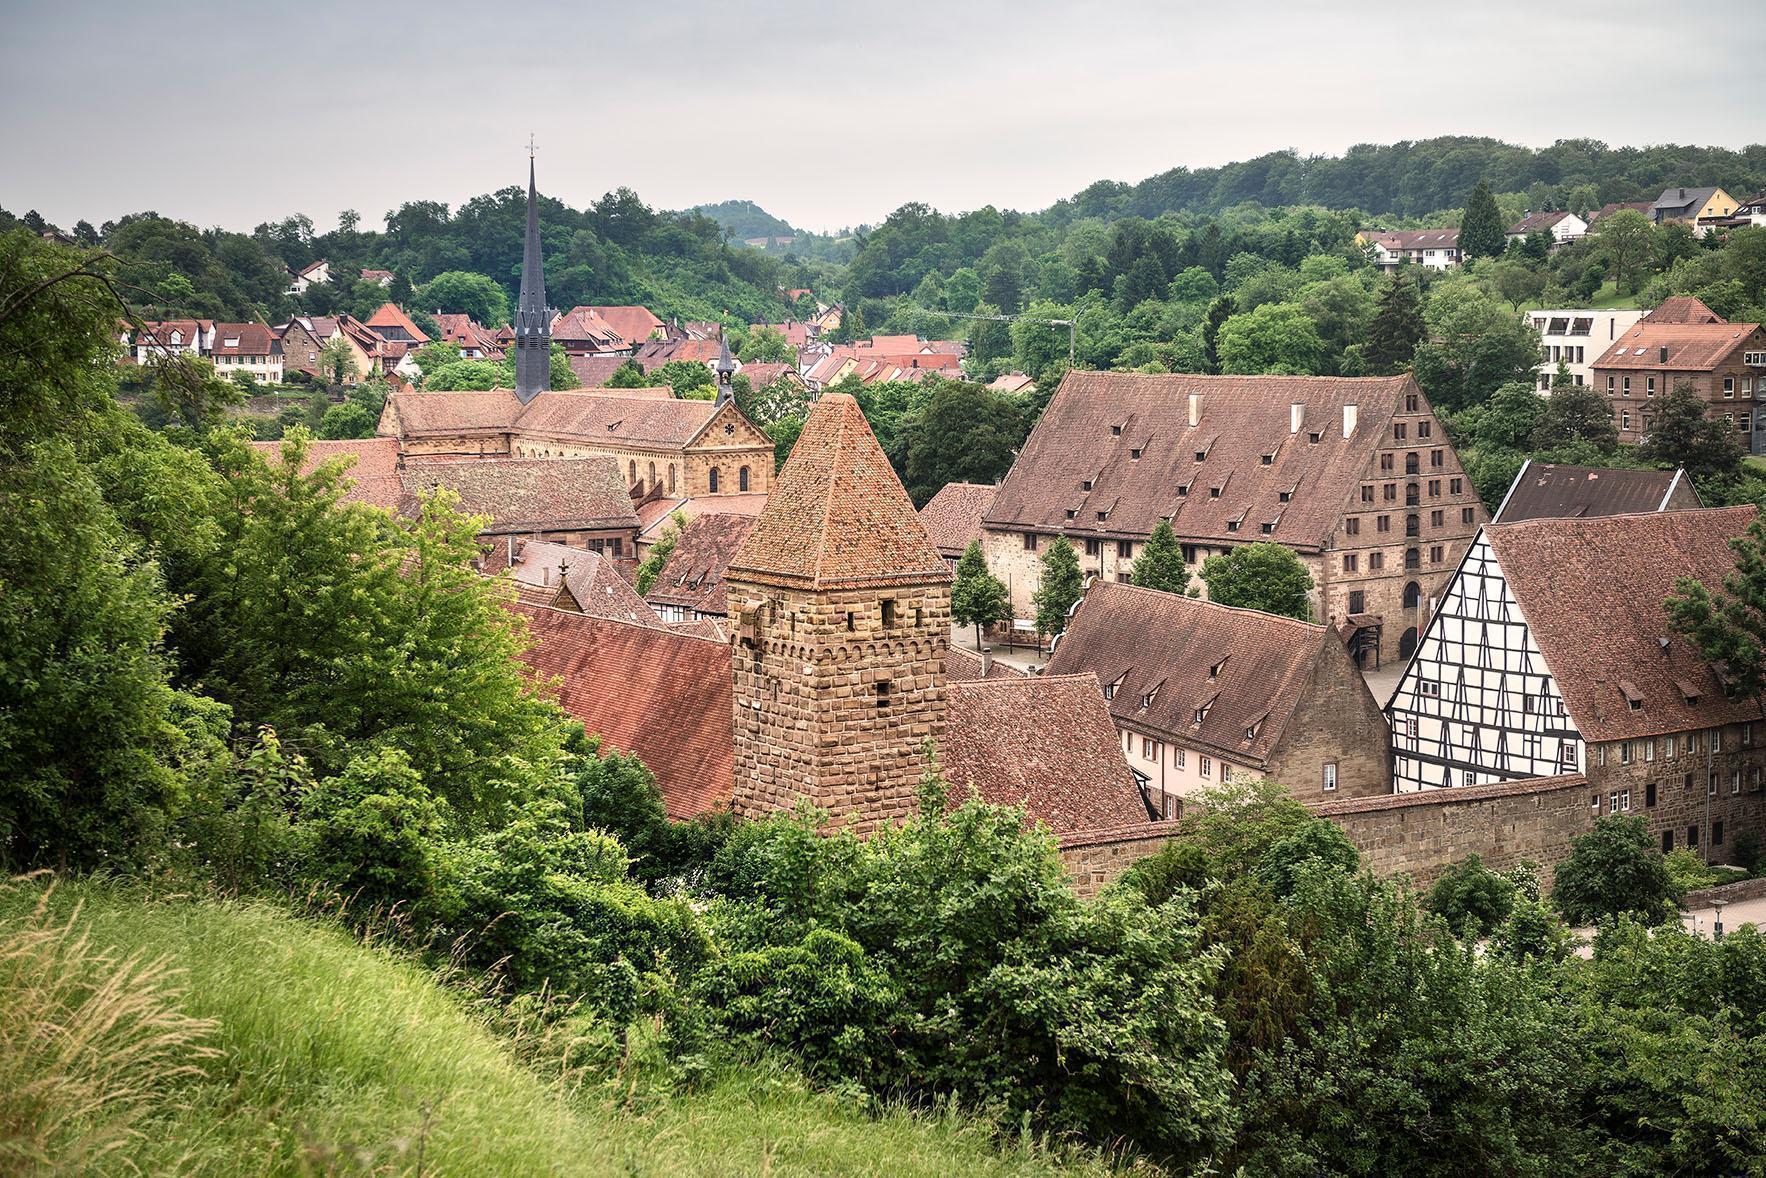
[752,321,810,347]
[487,539,658,625]
[514,603,733,819]
[431,313,503,353]
[946,645,1026,680]
[987,372,1037,395]
[398,456,638,535]
[210,322,278,357]
[248,436,403,510]
[568,354,637,387]
[1493,460,1695,523]
[1643,295,1723,325]
[382,388,714,448]
[917,481,997,558]
[1044,579,1329,765]
[585,305,665,347]
[1484,506,1763,742]
[1364,228,1460,250]
[644,512,758,617]
[943,674,1149,833]
[1591,320,1763,372]
[1588,201,1651,222]
[1509,210,1572,234]
[361,269,394,283]
[550,307,628,351]
[364,302,430,342]
[633,338,723,369]
[728,392,950,590]
[734,361,799,390]
[985,370,1416,551]
[637,492,769,540]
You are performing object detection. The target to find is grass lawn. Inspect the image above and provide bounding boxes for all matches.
[1515,278,1644,313]
[1,879,1127,1177]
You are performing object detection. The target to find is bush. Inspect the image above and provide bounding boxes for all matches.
[1425,853,1517,938]
[1552,815,1680,926]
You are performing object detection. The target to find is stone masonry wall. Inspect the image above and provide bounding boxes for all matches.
[1267,636,1393,800]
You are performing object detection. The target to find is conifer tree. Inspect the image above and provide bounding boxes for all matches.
[1130,520,1190,595]
[1365,274,1425,374]
[1201,295,1236,374]
[950,540,1009,648]
[1460,180,1506,260]
[1032,535,1084,641]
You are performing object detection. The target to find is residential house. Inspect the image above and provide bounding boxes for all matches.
[733,361,805,396]
[550,307,630,356]
[1493,459,1700,523]
[275,317,327,377]
[631,337,730,372]
[1044,580,1393,819]
[127,319,214,364]
[1386,507,1765,862]
[1645,295,1724,325]
[1587,201,1651,224]
[1528,309,1643,389]
[484,539,659,623]
[981,372,1487,663]
[1506,210,1587,249]
[584,305,666,347]
[988,371,1037,395]
[751,320,812,348]
[917,481,997,570]
[364,302,431,345]
[1650,186,1739,234]
[1718,190,1766,228]
[399,455,641,562]
[1358,229,1461,270]
[209,322,283,384]
[361,269,395,287]
[1589,305,1766,451]
[286,260,330,294]
[431,313,503,359]
[377,387,775,499]
[642,511,759,629]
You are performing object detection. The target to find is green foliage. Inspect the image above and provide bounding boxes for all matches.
[895,381,1026,506]
[766,415,804,471]
[1641,379,1744,483]
[1425,853,1518,938]
[1217,301,1326,375]
[417,270,510,328]
[1199,541,1314,620]
[1667,512,1766,702]
[737,325,795,364]
[1032,535,1084,638]
[652,359,715,398]
[634,511,685,595]
[1365,272,1426,374]
[1531,381,1618,453]
[604,358,649,387]
[950,541,1009,643]
[1551,815,1680,926]
[1410,280,1541,413]
[1130,519,1190,594]
[1459,180,1507,259]
[569,745,736,890]
[317,399,377,439]
[301,747,444,910]
[1593,208,1653,294]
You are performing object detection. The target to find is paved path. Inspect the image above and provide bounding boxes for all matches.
[1680,892,1766,939]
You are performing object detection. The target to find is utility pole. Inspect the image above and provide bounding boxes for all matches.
[918,306,1076,366]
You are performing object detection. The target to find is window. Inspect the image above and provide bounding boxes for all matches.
[738,465,751,492]
[876,681,890,710]
[1343,554,1358,572]
[1663,830,1674,852]
[1141,738,1157,759]
[1724,376,1736,397]
[1405,393,1419,411]
[1222,765,1234,783]
[1199,756,1212,779]
[1622,376,1631,395]
[1377,515,1391,533]
[1023,533,1037,551]
[668,464,676,493]
[1174,748,1186,769]
[1323,762,1338,791]
[1646,781,1657,808]
[1431,509,1444,527]
[1384,484,1397,502]
[1085,538,1101,557]
[1380,453,1395,471]
[1462,507,1475,524]
[1405,453,1420,475]
[1346,517,1360,535]
[1606,375,1616,394]
[1609,792,1620,813]
[708,467,720,492]
[1591,794,1601,813]
[1715,821,1725,846]
[1369,552,1384,570]
[1430,447,1442,466]
[1714,728,1724,753]
[1394,423,1407,440]
[1688,825,1700,849]
[1450,477,1463,494]
[1620,741,1633,765]
[881,599,896,628]
[1621,789,1631,812]
[1709,773,1719,797]
[1427,479,1441,497]
[1621,410,1632,431]
[629,460,637,483]
[1118,540,1133,559]
[1361,485,1375,503]
[1111,424,1122,435]
[1349,589,1366,613]
[1733,770,1742,795]
[1430,545,1444,563]
[1420,422,1433,439]
[1560,745,1578,770]
[1406,483,1420,506]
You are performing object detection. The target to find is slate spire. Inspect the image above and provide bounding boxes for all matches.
[714,335,736,406]
[513,151,551,404]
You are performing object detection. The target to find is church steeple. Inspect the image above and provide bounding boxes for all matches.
[513,149,551,404]
[714,335,736,406]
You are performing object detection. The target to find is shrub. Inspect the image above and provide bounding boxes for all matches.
[1552,816,1679,926]
[1425,853,1518,938]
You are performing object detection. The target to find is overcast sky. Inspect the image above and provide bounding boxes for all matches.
[3,0,1760,236]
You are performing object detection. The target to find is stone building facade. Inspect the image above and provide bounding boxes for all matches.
[981,372,1485,663]
[1590,298,1766,453]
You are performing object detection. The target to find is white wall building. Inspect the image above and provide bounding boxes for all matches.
[1529,309,1644,391]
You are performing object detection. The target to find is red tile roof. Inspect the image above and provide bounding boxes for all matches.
[1508,211,1573,234]
[568,355,637,387]
[1643,295,1724,325]
[398,456,638,535]
[248,436,403,510]
[633,338,723,369]
[733,361,800,390]
[637,492,769,540]
[585,306,665,347]
[986,371,1417,551]
[1044,579,1331,765]
[550,307,628,351]
[514,604,733,819]
[943,674,1149,833]
[431,313,503,354]
[381,388,713,448]
[729,392,950,591]
[487,539,657,625]
[1484,506,1763,742]
[644,512,758,617]
[1363,228,1460,250]
[917,481,996,558]
[365,302,431,343]
[946,646,1025,680]
[1591,320,1764,372]
[1588,201,1651,222]
[211,322,279,357]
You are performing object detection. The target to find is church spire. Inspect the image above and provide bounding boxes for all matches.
[513,147,551,404]
[714,335,736,406]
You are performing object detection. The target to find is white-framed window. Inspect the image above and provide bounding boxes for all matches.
[1173,747,1186,769]
[1621,790,1631,812]
[1222,765,1234,783]
[1644,740,1654,763]
[1733,771,1742,795]
[1620,741,1634,765]
[1323,762,1338,791]
[1200,756,1213,779]
[1609,792,1620,813]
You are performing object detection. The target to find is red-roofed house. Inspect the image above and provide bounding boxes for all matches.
[210,323,283,384]
[917,481,997,568]
[361,269,395,287]
[127,319,215,364]
[365,302,431,345]
[1590,312,1766,451]
[550,307,630,356]
[586,306,666,348]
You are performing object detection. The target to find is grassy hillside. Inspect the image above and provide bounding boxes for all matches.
[0,879,1126,1177]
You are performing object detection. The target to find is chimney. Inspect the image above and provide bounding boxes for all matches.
[1290,402,1305,434]
[1342,402,1359,438]
[1188,392,1201,427]
[980,647,994,677]
[1678,187,1686,201]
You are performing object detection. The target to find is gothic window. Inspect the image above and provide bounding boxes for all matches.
[629,460,637,483]
[668,464,676,493]
[649,462,657,488]
[1402,581,1422,608]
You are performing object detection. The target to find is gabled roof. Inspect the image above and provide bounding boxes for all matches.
[1588,201,1651,222]
[636,492,769,540]
[985,371,1416,550]
[1493,460,1698,524]
[1044,579,1332,765]
[248,436,403,510]
[643,511,758,617]
[211,322,279,356]
[632,338,724,369]
[1363,228,1460,250]
[1484,506,1762,742]
[943,674,1149,834]
[917,481,997,558]
[365,303,431,343]
[1652,185,1725,215]
[1508,210,1575,234]
[1591,320,1763,372]
[486,540,657,625]
[728,392,949,590]
[947,646,1026,681]
[381,388,729,450]
[398,456,638,535]
[585,306,665,346]
[568,355,636,387]
[733,361,800,390]
[1643,295,1723,325]
[550,307,627,350]
[515,604,732,819]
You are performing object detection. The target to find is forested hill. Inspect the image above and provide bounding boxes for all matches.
[1045,136,1766,224]
[692,199,801,242]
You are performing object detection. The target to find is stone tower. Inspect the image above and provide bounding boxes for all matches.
[725,393,952,831]
[512,155,551,405]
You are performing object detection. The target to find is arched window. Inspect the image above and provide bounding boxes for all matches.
[667,464,676,494]
[709,467,720,493]
[1403,581,1422,608]
[629,460,637,484]
[739,465,751,492]
[1405,483,1420,506]
[1404,452,1419,475]
[1405,513,1420,537]
[648,462,657,488]
[1404,548,1421,571]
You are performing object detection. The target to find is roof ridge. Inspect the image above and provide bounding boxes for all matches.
[518,600,728,645]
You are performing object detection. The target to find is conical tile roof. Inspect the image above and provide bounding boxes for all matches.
[729,393,949,590]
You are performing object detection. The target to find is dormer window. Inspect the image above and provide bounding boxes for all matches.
[1111,424,1123,436]
[1096,510,1109,522]
[1308,430,1323,443]
[1195,450,1208,463]
[1081,479,1094,491]
[1226,519,1239,532]
[1103,674,1124,701]
[1065,509,1077,520]
[1676,679,1702,705]
[1176,483,1190,497]
[1260,453,1275,465]
[1260,522,1274,534]
[1619,680,1644,711]
[1194,695,1216,724]
[1210,486,1223,499]
[1209,656,1230,679]
[1130,448,1143,460]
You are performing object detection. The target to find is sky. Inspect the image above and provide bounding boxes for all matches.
[2,0,1761,236]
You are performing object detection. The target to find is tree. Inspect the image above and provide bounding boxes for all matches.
[1531,382,1618,454]
[896,382,1026,506]
[766,415,803,471]
[318,400,377,439]
[651,359,714,398]
[1201,295,1236,373]
[1410,282,1542,412]
[1551,815,1679,925]
[1459,180,1506,260]
[1666,512,1766,703]
[1131,520,1190,595]
[1199,542,1314,620]
[1217,302,1327,375]
[1032,535,1083,640]
[604,358,648,387]
[950,541,1009,648]
[1640,380,1744,483]
[1365,273,1426,375]
[317,335,359,386]
[1593,209,1652,295]
[737,326,794,364]
[634,512,684,595]
[1483,257,1547,310]
[416,271,510,329]
[1425,854,1518,938]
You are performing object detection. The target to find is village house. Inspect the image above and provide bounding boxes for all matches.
[364,302,430,345]
[484,539,659,622]
[1492,459,1700,524]
[1650,185,1739,234]
[1587,201,1652,224]
[209,322,282,384]
[584,305,667,347]
[275,317,325,376]
[917,481,997,571]
[642,510,759,630]
[1528,309,1643,389]
[1357,228,1461,270]
[127,319,214,363]
[1045,580,1392,819]
[286,259,330,294]
[1385,507,1765,862]
[360,268,394,287]
[431,313,503,359]
[398,454,640,562]
[1719,190,1766,228]
[549,307,631,356]
[980,371,1486,663]
[1506,210,1587,249]
[1589,298,1766,452]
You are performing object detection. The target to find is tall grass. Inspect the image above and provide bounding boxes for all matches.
[0,879,1130,1176]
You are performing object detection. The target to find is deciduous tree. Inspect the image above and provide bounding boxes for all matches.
[1032,535,1084,640]
[1199,542,1314,620]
